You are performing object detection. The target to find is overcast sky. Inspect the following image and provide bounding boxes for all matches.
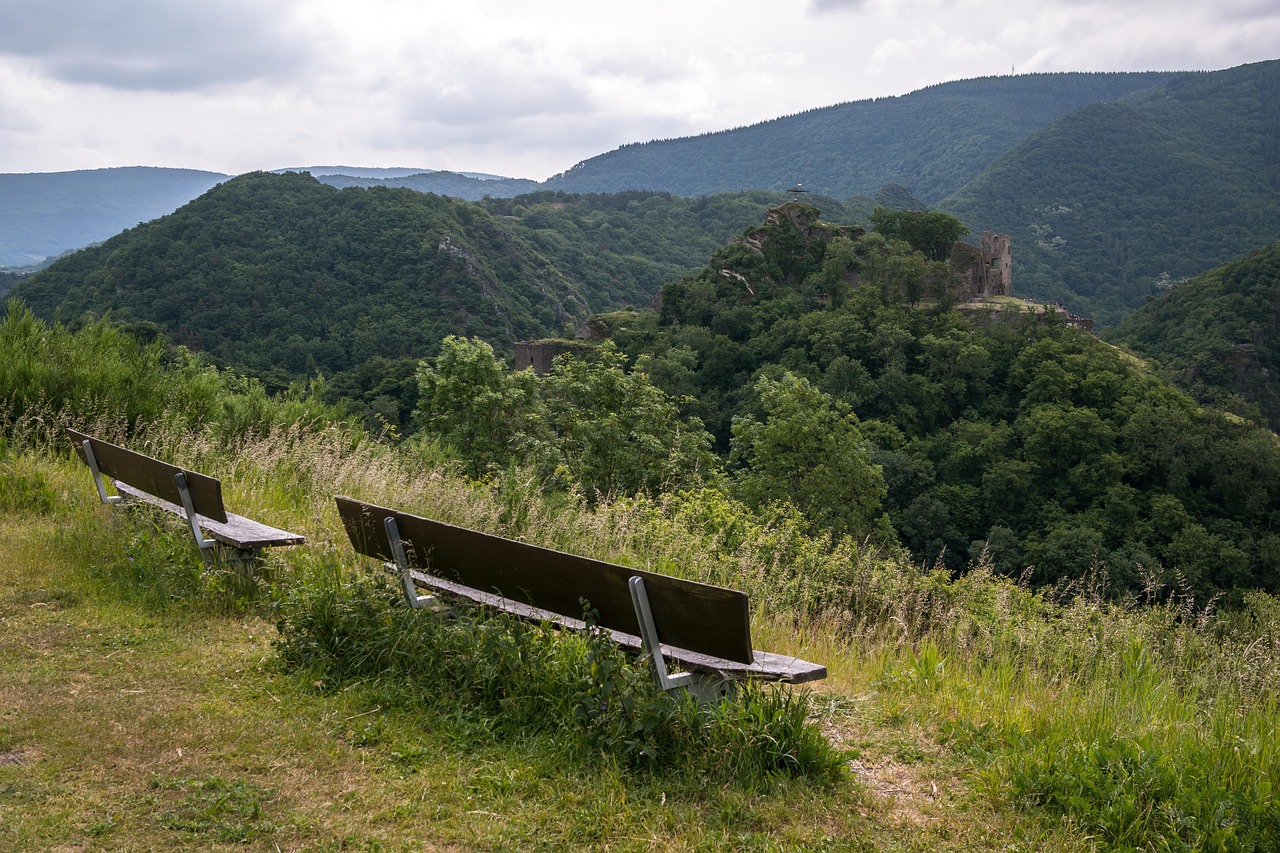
[1,0,1276,180]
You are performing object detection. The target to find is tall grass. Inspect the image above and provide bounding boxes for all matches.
[8,303,1280,848]
[0,298,349,450]
[271,555,844,784]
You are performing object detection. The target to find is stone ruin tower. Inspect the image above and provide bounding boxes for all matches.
[978,232,1012,297]
[949,232,1012,298]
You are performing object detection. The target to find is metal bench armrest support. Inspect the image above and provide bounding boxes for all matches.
[628,576,696,693]
[174,471,216,566]
[81,439,122,506]
[385,516,437,609]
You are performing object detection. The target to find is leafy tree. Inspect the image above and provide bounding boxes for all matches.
[869,207,969,262]
[415,338,719,499]
[729,372,888,539]
[538,343,721,500]
[415,336,540,478]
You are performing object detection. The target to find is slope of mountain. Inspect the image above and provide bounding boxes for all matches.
[1110,241,1280,430]
[10,172,596,384]
[596,202,1280,598]
[0,166,229,266]
[478,188,853,308]
[544,72,1179,201]
[941,60,1280,325]
[316,171,540,201]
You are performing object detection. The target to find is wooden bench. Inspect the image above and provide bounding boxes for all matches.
[69,429,304,566]
[335,495,825,700]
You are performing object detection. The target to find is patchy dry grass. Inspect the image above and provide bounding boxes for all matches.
[7,436,1278,850]
[0,455,1090,852]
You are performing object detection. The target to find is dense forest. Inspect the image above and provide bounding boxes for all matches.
[942,61,1280,325]
[546,72,1178,201]
[1111,240,1280,431]
[16,184,1280,600]
[405,203,1280,602]
[11,174,839,396]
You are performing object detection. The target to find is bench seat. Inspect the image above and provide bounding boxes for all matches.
[336,495,826,691]
[397,564,826,683]
[69,429,304,564]
[114,482,304,551]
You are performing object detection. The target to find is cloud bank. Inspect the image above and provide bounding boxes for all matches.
[0,0,1274,179]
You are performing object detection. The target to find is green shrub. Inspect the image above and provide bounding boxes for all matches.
[272,558,844,784]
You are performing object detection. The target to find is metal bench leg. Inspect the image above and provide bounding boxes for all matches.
[384,517,438,609]
[81,440,122,506]
[628,576,734,701]
[174,472,216,567]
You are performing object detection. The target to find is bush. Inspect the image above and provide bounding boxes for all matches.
[272,558,844,784]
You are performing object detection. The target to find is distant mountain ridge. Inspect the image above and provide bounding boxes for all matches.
[311,171,540,200]
[545,71,1181,200]
[278,166,514,181]
[0,70,1188,267]
[6,61,1278,329]
[941,60,1280,324]
[0,166,229,266]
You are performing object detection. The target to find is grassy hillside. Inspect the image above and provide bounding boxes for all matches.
[0,167,229,266]
[1110,241,1280,430]
[2,310,1279,851]
[545,72,1178,201]
[941,61,1280,325]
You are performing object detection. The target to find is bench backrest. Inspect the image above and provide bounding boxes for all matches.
[68,429,228,524]
[335,496,755,664]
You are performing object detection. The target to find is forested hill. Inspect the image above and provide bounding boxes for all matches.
[582,203,1280,600]
[11,172,596,384]
[941,61,1280,327]
[9,174,811,388]
[1110,241,1280,431]
[545,72,1178,201]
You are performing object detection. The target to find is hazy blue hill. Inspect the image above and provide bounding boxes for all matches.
[10,172,596,384]
[1111,241,1280,430]
[0,166,229,266]
[941,61,1280,325]
[277,165,437,179]
[544,72,1178,201]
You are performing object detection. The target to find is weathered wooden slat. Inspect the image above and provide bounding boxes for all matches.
[68,429,227,523]
[68,429,304,553]
[114,483,305,550]
[402,566,827,683]
[336,495,756,665]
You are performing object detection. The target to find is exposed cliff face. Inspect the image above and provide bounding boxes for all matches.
[756,202,861,246]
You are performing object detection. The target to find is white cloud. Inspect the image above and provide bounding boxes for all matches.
[0,0,1275,178]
